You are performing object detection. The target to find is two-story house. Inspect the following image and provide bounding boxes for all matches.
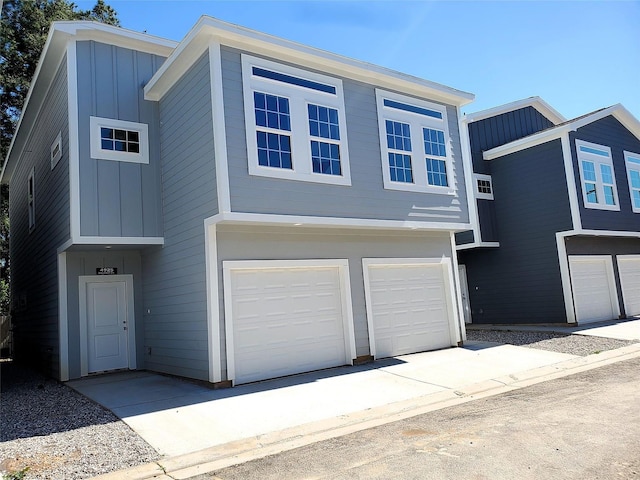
[457,97,640,325]
[2,18,474,385]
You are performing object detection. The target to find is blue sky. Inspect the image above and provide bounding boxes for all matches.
[77,0,640,120]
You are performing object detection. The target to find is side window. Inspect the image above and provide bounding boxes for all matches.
[242,55,351,186]
[28,168,35,231]
[90,117,149,164]
[474,173,494,200]
[624,151,640,213]
[376,90,454,194]
[50,132,62,169]
[576,140,619,211]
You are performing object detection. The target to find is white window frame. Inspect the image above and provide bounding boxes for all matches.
[376,89,454,195]
[624,151,640,213]
[89,116,149,164]
[241,54,351,186]
[51,131,62,169]
[27,167,35,231]
[575,139,619,211]
[474,173,494,200]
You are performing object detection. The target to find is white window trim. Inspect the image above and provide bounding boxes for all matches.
[575,139,619,211]
[624,151,640,213]
[473,173,494,200]
[51,131,62,169]
[27,167,35,231]
[241,54,351,186]
[89,116,149,164]
[376,89,454,195]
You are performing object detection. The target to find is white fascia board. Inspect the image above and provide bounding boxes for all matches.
[145,16,474,106]
[1,21,176,185]
[73,236,165,245]
[483,104,640,161]
[205,211,472,233]
[455,241,500,251]
[464,97,566,125]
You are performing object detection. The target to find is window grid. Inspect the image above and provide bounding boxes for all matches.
[477,179,492,194]
[426,158,448,187]
[389,153,413,183]
[257,131,292,169]
[582,161,598,203]
[386,120,412,151]
[254,92,291,131]
[100,127,140,153]
[423,128,446,157]
[308,104,342,176]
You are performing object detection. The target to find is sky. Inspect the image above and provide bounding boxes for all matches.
[75,0,640,120]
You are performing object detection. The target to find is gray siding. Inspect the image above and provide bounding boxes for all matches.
[10,57,70,378]
[459,139,573,324]
[141,51,217,381]
[76,41,165,238]
[570,116,640,232]
[222,47,469,225]
[216,225,454,380]
[455,230,475,245]
[65,251,143,380]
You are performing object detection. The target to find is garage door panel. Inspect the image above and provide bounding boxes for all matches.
[365,261,454,359]
[569,256,618,324]
[617,256,640,316]
[227,263,350,384]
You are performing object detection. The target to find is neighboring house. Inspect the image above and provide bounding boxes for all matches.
[456,97,640,325]
[2,18,474,384]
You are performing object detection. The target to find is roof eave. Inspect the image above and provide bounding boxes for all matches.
[145,16,474,107]
[465,96,566,125]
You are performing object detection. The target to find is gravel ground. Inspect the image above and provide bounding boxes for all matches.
[0,330,637,480]
[0,362,160,480]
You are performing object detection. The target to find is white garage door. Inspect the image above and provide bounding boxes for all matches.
[569,256,619,324]
[617,255,640,317]
[364,259,455,358]
[224,260,354,384]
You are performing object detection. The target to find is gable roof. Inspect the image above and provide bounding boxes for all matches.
[483,104,640,160]
[463,96,566,125]
[1,21,177,184]
[144,16,475,107]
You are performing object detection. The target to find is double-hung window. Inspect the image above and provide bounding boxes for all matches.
[576,140,619,211]
[624,151,640,213]
[376,89,453,194]
[242,55,351,186]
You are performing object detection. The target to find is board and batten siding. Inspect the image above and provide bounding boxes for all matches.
[141,51,217,381]
[570,116,640,232]
[76,41,165,238]
[10,57,70,379]
[216,224,455,380]
[221,46,469,225]
[459,139,573,324]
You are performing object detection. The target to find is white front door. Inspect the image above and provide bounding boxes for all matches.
[80,275,135,375]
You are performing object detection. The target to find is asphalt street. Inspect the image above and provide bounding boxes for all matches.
[189,357,640,480]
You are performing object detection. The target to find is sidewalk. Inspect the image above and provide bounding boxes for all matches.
[78,319,640,480]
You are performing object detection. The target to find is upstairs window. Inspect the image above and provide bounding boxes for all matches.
[474,173,494,200]
[242,55,351,186]
[376,90,453,194]
[27,168,35,231]
[624,151,640,213]
[90,117,149,164]
[50,132,62,169]
[576,140,619,211]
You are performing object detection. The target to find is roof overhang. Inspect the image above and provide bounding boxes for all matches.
[144,16,475,107]
[483,104,640,160]
[464,96,566,126]
[1,21,176,185]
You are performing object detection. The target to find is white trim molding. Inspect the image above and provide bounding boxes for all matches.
[89,116,149,164]
[58,252,69,381]
[204,219,222,383]
[560,133,583,230]
[463,97,566,125]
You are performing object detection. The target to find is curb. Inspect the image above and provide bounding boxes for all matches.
[91,343,640,480]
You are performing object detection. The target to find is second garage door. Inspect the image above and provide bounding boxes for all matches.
[363,259,455,358]
[223,260,355,385]
[569,256,619,324]
[617,255,640,317]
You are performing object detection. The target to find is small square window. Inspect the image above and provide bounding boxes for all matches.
[474,174,494,200]
[90,117,149,164]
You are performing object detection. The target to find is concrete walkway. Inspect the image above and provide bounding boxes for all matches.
[71,319,640,480]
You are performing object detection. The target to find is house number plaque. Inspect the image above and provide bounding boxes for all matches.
[96,267,118,275]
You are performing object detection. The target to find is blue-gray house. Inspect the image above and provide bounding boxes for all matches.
[456,97,640,325]
[2,18,474,384]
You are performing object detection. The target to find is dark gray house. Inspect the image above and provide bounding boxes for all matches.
[457,98,640,325]
[2,18,474,384]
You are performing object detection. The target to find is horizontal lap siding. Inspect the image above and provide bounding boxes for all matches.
[216,225,454,380]
[10,58,70,378]
[141,51,217,381]
[222,47,469,225]
[76,41,164,237]
[570,116,640,231]
[459,140,573,324]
